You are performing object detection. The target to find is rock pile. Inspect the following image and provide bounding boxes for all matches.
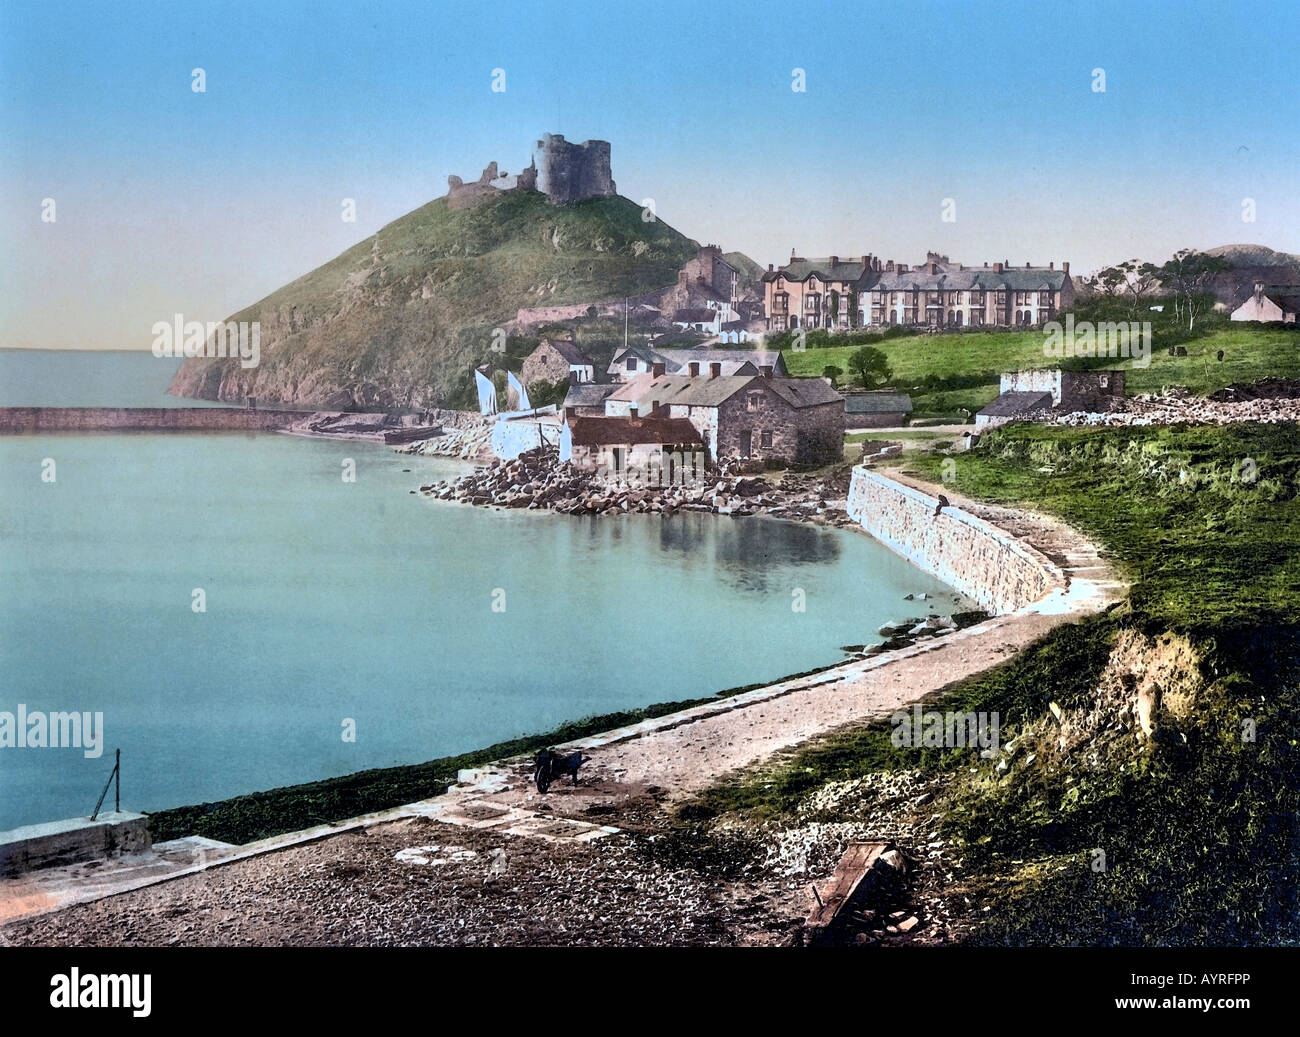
[418,447,855,525]
[400,422,494,460]
[1048,386,1300,427]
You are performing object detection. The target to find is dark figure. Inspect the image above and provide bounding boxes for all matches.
[933,493,949,519]
[532,748,587,793]
[1217,349,1225,362]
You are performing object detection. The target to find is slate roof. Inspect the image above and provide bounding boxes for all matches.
[844,391,914,415]
[562,383,617,408]
[568,415,703,447]
[763,258,870,284]
[861,267,1069,293]
[540,338,590,365]
[609,373,843,411]
[977,391,1053,418]
[657,348,787,376]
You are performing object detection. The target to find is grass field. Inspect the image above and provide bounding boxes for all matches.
[786,324,1300,420]
[680,422,1300,945]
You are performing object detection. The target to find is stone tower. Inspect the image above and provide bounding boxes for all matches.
[533,133,617,205]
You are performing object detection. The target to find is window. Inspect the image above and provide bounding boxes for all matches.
[760,430,773,449]
[747,391,764,411]
[625,357,637,371]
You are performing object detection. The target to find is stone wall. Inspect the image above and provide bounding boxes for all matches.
[713,387,844,467]
[533,134,616,205]
[0,811,151,877]
[846,468,1058,614]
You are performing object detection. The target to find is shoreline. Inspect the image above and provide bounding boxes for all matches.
[0,467,1123,935]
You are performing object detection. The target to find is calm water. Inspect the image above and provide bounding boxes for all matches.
[0,353,966,830]
[0,349,228,408]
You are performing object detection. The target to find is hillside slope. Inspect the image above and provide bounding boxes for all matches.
[169,190,699,408]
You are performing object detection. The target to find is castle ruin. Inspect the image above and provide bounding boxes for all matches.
[447,133,617,209]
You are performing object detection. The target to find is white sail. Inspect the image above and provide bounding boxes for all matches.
[474,369,497,415]
[507,371,531,412]
[559,418,572,462]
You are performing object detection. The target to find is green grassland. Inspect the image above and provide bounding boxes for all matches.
[679,422,1300,945]
[786,324,1300,420]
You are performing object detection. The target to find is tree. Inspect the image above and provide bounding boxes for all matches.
[828,289,840,329]
[822,364,843,387]
[847,345,892,389]
[1094,259,1161,317]
[1156,249,1229,330]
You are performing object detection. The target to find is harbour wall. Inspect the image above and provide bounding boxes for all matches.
[847,467,1060,615]
[0,407,306,434]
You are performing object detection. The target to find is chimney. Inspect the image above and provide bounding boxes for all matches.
[767,263,774,272]
[1255,281,1266,298]
[861,254,870,266]
[629,403,638,418]
[830,255,839,265]
[651,399,661,415]
[984,261,988,268]
[652,361,665,377]
[928,262,938,274]
[886,260,895,272]
[760,364,773,378]
[994,262,1004,273]
[710,362,722,378]
[688,361,700,377]
[1049,261,1055,270]
[1062,262,1070,275]
[1025,261,1030,268]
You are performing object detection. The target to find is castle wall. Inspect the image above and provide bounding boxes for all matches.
[533,134,616,205]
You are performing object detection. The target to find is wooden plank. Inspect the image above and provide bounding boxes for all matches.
[806,841,889,930]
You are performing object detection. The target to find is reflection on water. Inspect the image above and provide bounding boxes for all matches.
[0,432,965,830]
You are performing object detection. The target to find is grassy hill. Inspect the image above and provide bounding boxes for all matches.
[169,190,700,409]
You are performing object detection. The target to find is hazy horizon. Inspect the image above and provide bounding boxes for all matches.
[3,0,1298,350]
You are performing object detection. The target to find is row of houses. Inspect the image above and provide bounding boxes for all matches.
[761,252,1075,331]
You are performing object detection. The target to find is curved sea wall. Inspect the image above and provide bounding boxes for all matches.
[847,467,1059,615]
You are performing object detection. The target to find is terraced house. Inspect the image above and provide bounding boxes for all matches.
[761,255,878,331]
[762,253,1074,330]
[863,258,1074,328]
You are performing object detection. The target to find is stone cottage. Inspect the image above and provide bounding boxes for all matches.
[1230,283,1300,323]
[843,390,913,428]
[521,338,594,388]
[563,415,706,487]
[976,368,1125,427]
[605,370,844,466]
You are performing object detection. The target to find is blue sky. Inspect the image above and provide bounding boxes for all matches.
[2,0,1296,349]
